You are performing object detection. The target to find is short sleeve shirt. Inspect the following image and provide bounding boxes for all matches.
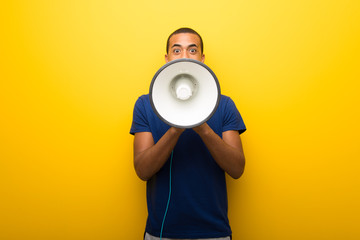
[130,94,246,238]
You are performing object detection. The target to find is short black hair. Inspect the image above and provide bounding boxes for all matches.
[166,28,204,54]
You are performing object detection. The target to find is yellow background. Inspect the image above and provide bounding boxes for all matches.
[1,0,359,239]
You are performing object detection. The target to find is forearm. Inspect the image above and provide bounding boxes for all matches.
[194,124,245,179]
[134,127,184,181]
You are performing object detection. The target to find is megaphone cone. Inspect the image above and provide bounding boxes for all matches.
[150,59,220,128]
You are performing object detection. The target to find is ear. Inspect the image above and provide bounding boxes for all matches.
[165,54,169,63]
[201,54,205,63]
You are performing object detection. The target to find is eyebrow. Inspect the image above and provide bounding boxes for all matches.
[171,44,198,49]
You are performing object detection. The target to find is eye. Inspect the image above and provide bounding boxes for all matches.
[173,49,181,54]
[189,48,197,54]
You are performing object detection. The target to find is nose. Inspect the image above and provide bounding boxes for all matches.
[181,51,190,59]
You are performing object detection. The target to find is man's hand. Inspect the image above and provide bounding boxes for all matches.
[192,123,211,136]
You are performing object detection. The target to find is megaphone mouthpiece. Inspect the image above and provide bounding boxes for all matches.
[172,74,196,101]
[176,84,192,100]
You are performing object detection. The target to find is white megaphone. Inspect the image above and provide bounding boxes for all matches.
[150,59,221,128]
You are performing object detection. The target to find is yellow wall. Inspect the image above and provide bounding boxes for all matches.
[1,0,359,239]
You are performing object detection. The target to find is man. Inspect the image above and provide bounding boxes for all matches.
[130,28,246,240]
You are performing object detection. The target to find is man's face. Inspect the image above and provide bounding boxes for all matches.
[165,33,205,63]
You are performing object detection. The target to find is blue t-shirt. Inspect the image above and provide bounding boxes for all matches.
[130,94,246,238]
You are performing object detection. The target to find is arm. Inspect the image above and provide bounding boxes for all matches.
[193,123,245,179]
[133,127,184,181]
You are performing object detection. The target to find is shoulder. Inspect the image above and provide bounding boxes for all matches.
[136,94,150,103]
[220,94,231,102]
[132,94,152,118]
[219,95,236,109]
[134,94,150,108]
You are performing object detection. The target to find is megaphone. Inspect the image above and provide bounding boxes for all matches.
[150,59,221,128]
